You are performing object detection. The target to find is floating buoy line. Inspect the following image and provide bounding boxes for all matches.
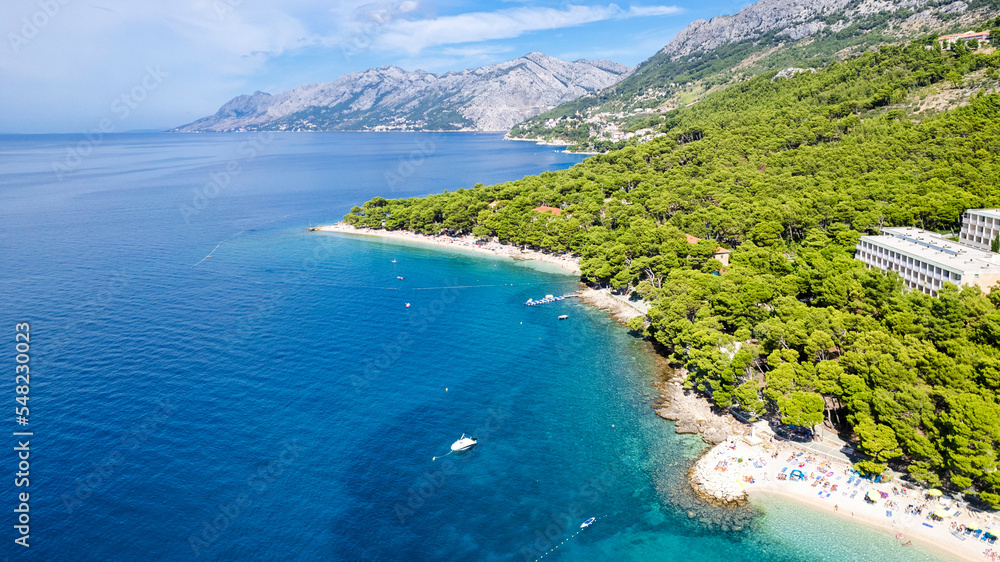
[191,230,246,267]
[191,213,295,268]
[535,516,602,561]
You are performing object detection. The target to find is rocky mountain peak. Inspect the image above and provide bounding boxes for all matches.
[660,0,961,58]
[174,53,631,133]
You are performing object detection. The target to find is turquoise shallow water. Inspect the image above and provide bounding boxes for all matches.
[0,133,946,560]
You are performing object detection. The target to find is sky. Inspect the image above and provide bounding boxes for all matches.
[0,0,753,133]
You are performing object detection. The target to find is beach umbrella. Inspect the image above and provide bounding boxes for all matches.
[927,489,943,497]
[985,528,997,538]
[866,490,880,502]
[967,523,980,531]
[933,509,950,518]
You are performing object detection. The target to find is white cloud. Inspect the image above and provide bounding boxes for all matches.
[627,5,684,16]
[0,1,686,131]
[373,3,682,55]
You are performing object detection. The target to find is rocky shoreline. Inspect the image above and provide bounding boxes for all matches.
[575,288,646,324]
[652,377,735,446]
[688,441,755,507]
[316,221,988,558]
[649,374,756,505]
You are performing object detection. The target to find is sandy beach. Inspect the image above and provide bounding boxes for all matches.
[315,220,995,561]
[692,432,997,561]
[310,223,581,275]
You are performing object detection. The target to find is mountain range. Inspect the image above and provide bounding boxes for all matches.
[173,53,630,133]
[509,0,997,147]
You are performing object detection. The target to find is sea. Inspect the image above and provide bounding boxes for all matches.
[0,132,946,561]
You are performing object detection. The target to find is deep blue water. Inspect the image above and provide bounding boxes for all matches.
[0,133,943,561]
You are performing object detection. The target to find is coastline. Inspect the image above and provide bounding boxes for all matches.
[652,353,994,561]
[576,287,646,324]
[310,223,581,275]
[750,488,971,562]
[686,432,992,561]
[313,220,994,561]
[502,135,600,155]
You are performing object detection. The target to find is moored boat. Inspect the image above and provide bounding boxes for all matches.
[450,434,477,452]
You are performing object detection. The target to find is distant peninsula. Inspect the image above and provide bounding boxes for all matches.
[173,53,631,133]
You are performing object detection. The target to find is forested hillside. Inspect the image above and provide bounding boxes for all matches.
[344,39,1000,506]
[510,2,1000,150]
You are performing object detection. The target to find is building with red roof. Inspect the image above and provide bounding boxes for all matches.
[686,234,731,267]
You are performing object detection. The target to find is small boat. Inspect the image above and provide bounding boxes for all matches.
[581,517,595,529]
[391,259,397,263]
[450,434,477,452]
[397,276,404,280]
[405,303,410,308]
[558,315,568,320]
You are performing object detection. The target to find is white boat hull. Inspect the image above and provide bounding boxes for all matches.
[451,435,477,451]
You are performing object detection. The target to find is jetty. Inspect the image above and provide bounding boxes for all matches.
[524,294,575,306]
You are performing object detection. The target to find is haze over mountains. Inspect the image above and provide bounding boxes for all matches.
[174,53,631,133]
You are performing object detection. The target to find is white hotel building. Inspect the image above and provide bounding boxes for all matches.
[855,223,1000,296]
[959,208,1000,251]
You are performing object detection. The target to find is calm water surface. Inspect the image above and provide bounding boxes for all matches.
[0,133,944,561]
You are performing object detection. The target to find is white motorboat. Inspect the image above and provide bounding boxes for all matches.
[450,434,477,452]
